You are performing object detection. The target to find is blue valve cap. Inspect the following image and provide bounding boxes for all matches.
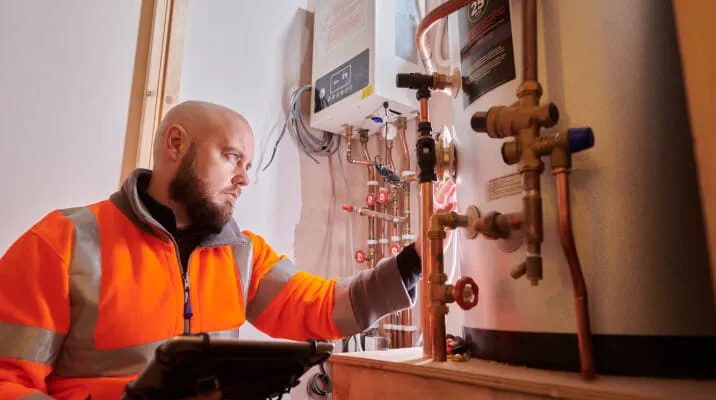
[371,116,383,123]
[568,127,595,153]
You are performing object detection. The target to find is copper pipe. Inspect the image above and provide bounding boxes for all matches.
[376,134,386,262]
[361,132,377,269]
[353,207,408,224]
[555,171,595,380]
[387,139,401,248]
[468,212,524,237]
[420,182,434,357]
[345,125,372,165]
[417,0,472,74]
[429,236,447,361]
[387,138,399,349]
[403,308,413,347]
[523,0,538,82]
[523,169,543,285]
[419,98,429,123]
[396,117,413,248]
[392,121,413,349]
[397,117,409,169]
[426,212,471,361]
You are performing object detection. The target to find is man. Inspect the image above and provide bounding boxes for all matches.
[0,101,433,399]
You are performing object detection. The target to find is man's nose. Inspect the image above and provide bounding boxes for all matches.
[231,172,248,186]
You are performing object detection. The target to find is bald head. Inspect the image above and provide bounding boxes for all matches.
[152,100,251,164]
[146,100,255,231]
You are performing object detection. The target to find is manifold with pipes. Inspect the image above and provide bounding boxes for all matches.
[342,115,418,350]
[309,0,715,381]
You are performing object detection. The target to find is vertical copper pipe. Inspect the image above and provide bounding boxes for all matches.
[376,134,386,262]
[523,170,543,284]
[555,171,595,379]
[429,236,446,361]
[345,125,371,165]
[420,99,429,123]
[418,96,434,357]
[404,306,413,347]
[360,133,377,269]
[397,117,412,248]
[420,182,433,357]
[523,0,538,82]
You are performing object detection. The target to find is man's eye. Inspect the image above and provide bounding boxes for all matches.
[227,153,239,162]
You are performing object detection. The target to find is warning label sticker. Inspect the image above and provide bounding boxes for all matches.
[487,172,522,201]
[458,0,516,108]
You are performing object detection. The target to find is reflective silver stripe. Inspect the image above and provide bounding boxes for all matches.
[336,256,416,336]
[55,207,103,377]
[231,242,253,310]
[332,277,361,336]
[246,259,300,322]
[207,327,241,340]
[0,322,65,365]
[18,392,54,399]
[55,338,165,377]
[54,327,242,377]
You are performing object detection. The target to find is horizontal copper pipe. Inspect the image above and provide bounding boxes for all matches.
[354,207,408,224]
[469,212,524,238]
[556,171,595,380]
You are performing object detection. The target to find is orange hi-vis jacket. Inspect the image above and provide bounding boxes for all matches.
[0,169,415,400]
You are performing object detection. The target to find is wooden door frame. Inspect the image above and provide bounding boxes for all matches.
[120,0,187,185]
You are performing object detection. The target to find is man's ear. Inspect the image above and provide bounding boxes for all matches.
[164,124,188,161]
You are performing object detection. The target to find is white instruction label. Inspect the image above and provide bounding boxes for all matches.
[487,172,522,201]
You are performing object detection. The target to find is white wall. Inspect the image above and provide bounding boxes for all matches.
[0,1,141,254]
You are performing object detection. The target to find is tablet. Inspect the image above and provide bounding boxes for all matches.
[121,334,334,400]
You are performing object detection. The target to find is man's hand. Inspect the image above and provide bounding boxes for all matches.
[415,180,457,258]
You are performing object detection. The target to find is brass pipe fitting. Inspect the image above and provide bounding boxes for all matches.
[471,103,558,139]
[345,125,372,166]
[462,205,523,240]
[427,212,479,361]
[428,212,469,234]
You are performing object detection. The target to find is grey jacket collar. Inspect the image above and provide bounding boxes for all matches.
[110,169,248,248]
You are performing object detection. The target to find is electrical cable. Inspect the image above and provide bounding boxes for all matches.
[308,363,333,397]
[262,85,340,171]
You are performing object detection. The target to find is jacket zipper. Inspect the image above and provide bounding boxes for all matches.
[167,236,193,335]
[181,253,194,335]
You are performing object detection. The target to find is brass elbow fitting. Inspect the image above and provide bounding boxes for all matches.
[428,212,468,238]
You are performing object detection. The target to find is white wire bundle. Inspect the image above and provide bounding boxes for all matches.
[262,85,340,171]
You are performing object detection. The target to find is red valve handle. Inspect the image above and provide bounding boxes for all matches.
[342,205,354,212]
[454,277,479,310]
[354,250,367,264]
[365,193,376,206]
[377,190,389,204]
[390,243,401,256]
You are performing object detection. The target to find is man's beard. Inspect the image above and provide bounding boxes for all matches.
[169,144,233,233]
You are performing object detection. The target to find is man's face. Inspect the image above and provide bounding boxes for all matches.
[169,121,254,232]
